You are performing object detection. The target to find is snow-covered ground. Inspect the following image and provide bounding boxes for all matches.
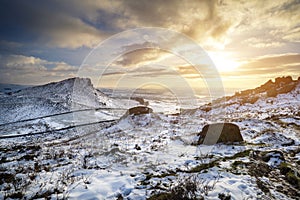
[0,77,299,199]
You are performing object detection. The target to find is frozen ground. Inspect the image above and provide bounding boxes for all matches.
[0,78,299,199]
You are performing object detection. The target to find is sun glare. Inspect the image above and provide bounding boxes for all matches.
[208,52,240,72]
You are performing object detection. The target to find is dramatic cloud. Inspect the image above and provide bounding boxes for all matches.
[0,0,299,87]
[118,0,233,42]
[115,49,169,67]
[0,54,78,84]
[0,0,234,49]
[227,0,300,48]
[222,53,300,77]
[1,0,299,50]
[0,1,111,49]
[42,16,108,49]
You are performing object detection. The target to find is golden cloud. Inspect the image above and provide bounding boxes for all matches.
[221,53,300,77]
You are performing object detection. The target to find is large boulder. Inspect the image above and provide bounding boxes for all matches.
[197,123,243,145]
[127,106,153,116]
[119,106,153,126]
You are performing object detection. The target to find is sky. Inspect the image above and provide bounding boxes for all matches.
[0,0,299,92]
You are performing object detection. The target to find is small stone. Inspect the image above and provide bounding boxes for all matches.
[135,144,141,150]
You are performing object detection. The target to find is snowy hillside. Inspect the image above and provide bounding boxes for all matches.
[0,76,299,200]
[0,77,137,124]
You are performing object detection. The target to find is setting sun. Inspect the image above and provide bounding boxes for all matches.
[208,52,240,72]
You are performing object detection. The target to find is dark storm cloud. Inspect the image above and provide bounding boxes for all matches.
[0,0,112,49]
[0,0,233,49]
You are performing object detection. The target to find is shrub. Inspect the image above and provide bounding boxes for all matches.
[148,174,219,200]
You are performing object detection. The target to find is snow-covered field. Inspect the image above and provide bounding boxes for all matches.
[0,77,299,199]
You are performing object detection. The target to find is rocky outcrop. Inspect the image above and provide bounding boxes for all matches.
[127,106,153,116]
[258,76,297,98]
[197,76,300,111]
[0,77,112,124]
[263,76,297,97]
[275,76,293,86]
[197,123,243,145]
[119,106,154,127]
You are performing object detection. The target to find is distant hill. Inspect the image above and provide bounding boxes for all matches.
[0,83,31,94]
